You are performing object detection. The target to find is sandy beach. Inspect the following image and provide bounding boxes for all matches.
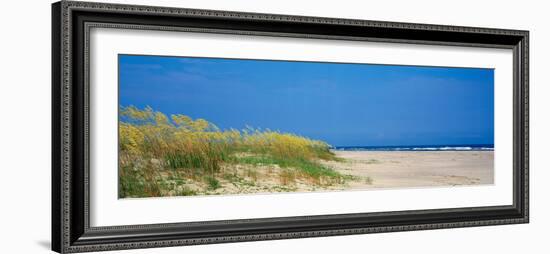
[321,150,494,189]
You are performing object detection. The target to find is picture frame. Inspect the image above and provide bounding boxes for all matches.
[51,1,529,253]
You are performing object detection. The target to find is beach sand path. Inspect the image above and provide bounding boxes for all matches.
[321,151,494,189]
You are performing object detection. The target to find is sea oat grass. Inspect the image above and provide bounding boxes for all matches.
[118,105,353,197]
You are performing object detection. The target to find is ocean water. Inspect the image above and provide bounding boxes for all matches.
[332,144,494,151]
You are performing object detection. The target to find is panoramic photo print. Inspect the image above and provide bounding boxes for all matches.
[118,54,494,198]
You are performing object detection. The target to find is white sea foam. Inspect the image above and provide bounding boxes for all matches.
[334,146,494,151]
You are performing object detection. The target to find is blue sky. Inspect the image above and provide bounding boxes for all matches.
[119,54,494,147]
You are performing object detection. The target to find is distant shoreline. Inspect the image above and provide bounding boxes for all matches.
[331,144,494,152]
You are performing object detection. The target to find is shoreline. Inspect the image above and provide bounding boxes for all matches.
[330,149,494,152]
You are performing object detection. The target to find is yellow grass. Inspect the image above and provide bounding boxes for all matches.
[119,105,348,198]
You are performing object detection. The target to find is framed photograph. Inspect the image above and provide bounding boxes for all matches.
[52,1,529,253]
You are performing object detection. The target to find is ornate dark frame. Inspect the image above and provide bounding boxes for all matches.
[51,1,529,253]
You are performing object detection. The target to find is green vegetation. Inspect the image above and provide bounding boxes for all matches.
[235,156,345,183]
[119,105,354,198]
[204,176,221,190]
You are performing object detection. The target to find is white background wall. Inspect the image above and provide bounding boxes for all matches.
[0,0,547,253]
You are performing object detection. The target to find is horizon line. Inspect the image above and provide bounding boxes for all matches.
[332,144,494,148]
